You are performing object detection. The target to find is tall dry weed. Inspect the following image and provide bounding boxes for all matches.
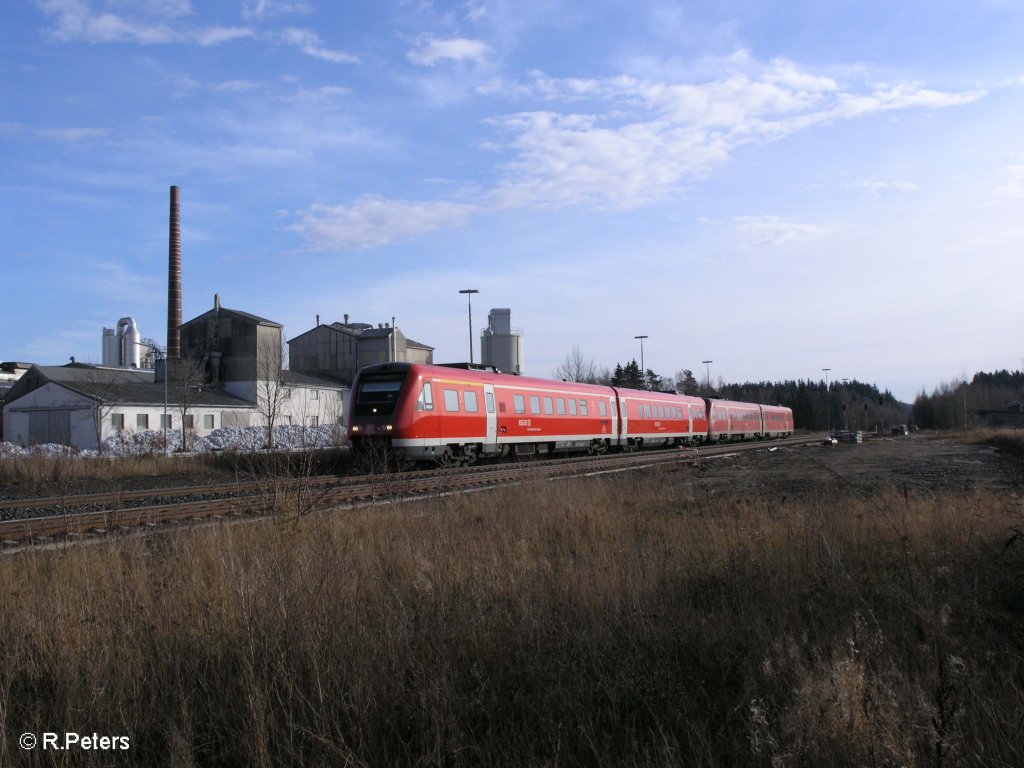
[0,469,1021,766]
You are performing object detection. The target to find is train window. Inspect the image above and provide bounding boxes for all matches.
[646,404,652,418]
[353,373,405,416]
[556,398,566,415]
[465,391,479,413]
[417,382,434,411]
[580,400,589,416]
[568,399,577,415]
[444,389,460,412]
[514,394,526,413]
[530,395,541,414]
[543,397,554,415]
[599,400,608,417]
[486,392,495,414]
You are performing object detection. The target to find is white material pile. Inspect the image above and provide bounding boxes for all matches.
[0,424,345,458]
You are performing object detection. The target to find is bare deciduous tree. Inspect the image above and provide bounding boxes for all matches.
[553,345,600,383]
[256,334,289,450]
[169,353,208,452]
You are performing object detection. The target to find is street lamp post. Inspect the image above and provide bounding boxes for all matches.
[459,289,479,364]
[842,378,850,431]
[634,335,648,388]
[702,360,713,397]
[823,368,831,435]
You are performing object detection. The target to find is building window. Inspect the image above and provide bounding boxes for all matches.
[311,389,319,400]
[308,416,319,427]
[183,414,194,430]
[204,414,215,429]
[137,414,149,429]
[464,391,479,413]
[111,413,125,431]
[161,414,173,429]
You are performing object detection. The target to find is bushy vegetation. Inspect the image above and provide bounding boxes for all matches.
[913,370,1024,430]
[2,467,1021,766]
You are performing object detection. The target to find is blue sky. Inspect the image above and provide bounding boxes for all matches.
[3,0,1023,402]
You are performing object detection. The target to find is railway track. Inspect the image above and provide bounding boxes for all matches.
[0,435,821,547]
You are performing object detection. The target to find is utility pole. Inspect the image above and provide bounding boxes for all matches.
[823,368,831,434]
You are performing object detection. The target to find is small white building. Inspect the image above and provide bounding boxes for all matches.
[1,364,257,450]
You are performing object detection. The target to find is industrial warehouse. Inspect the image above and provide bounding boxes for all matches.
[0,187,525,453]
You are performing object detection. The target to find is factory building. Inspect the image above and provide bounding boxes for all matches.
[288,315,434,386]
[480,308,524,375]
[179,295,347,429]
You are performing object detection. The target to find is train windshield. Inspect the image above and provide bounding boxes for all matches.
[352,373,406,416]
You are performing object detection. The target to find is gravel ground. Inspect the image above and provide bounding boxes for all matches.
[676,433,1023,499]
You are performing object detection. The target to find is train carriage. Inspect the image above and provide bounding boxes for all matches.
[760,404,794,438]
[617,389,708,448]
[705,398,765,441]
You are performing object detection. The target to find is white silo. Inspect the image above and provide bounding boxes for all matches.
[119,317,142,368]
[101,317,144,367]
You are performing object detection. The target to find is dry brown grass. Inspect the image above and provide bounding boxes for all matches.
[1,468,1022,766]
[0,453,216,494]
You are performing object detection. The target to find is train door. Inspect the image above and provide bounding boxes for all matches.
[609,394,619,447]
[483,383,498,452]
[618,395,629,443]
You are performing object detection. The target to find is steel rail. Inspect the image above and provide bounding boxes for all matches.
[1,435,820,547]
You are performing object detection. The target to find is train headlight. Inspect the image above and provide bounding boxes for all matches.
[351,425,360,433]
[386,424,393,431]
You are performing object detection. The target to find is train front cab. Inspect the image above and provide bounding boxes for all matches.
[347,363,417,464]
[349,363,501,466]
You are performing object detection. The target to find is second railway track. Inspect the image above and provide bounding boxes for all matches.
[0,434,821,547]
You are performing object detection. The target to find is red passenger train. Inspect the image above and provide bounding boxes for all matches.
[347,362,793,465]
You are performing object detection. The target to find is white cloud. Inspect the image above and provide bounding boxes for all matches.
[35,126,110,142]
[291,196,478,250]
[241,0,312,20]
[992,163,1024,200]
[407,36,491,67]
[37,0,253,45]
[733,215,828,248]
[847,179,920,195]
[280,27,358,63]
[479,62,983,211]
